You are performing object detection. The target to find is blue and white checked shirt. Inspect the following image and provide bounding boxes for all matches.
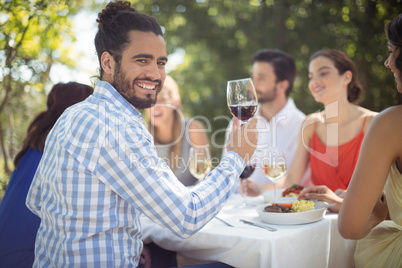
[26,80,245,267]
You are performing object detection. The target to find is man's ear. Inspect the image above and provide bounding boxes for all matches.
[277,80,289,94]
[101,51,115,76]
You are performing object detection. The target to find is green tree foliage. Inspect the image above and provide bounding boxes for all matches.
[1,0,401,174]
[132,0,401,158]
[0,0,93,173]
[0,0,96,197]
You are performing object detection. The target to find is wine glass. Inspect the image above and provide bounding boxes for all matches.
[227,78,258,125]
[189,147,212,182]
[260,147,287,203]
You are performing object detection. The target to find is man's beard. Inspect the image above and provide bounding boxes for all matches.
[257,85,278,103]
[111,63,159,109]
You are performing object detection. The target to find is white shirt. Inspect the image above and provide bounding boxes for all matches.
[223,98,305,183]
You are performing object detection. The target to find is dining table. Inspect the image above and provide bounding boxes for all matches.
[141,193,357,268]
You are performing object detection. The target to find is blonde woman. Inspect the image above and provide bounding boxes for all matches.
[146,75,209,186]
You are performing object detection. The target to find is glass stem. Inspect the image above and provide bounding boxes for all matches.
[273,182,277,204]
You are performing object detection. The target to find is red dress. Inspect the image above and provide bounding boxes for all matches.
[310,117,367,191]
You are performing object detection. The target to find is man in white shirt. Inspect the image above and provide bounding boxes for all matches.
[223,49,305,184]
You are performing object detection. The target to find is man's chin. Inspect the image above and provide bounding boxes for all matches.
[128,95,157,110]
[258,98,275,104]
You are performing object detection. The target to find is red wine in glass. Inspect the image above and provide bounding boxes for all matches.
[229,104,257,122]
[240,164,256,179]
[226,78,258,125]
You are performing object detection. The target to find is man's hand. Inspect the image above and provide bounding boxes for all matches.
[232,117,241,133]
[239,178,263,197]
[226,117,258,161]
[298,185,343,213]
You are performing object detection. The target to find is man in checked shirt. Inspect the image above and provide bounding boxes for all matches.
[26,1,257,267]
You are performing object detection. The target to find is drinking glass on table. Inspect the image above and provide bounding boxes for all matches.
[227,78,258,126]
[260,147,287,203]
[189,147,212,182]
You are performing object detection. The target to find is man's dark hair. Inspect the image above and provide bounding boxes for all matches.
[94,1,163,78]
[253,49,297,97]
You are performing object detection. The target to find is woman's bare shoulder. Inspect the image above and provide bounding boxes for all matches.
[359,107,378,132]
[188,119,206,130]
[366,106,402,143]
[300,112,323,139]
[363,106,402,163]
[188,118,209,146]
[304,112,323,126]
[306,111,323,120]
[373,106,402,126]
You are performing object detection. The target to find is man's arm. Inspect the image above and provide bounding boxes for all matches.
[94,118,257,238]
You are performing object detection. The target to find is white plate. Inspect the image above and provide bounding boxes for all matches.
[262,189,298,203]
[256,201,328,225]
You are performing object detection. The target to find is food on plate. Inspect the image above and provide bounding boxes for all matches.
[264,203,290,213]
[281,184,304,197]
[263,200,315,213]
[291,200,314,212]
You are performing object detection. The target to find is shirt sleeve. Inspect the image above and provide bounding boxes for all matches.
[94,121,245,238]
[26,159,43,217]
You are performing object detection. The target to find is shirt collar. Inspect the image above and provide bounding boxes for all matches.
[256,98,297,126]
[94,80,143,121]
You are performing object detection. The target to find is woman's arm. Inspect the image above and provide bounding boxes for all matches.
[279,115,314,188]
[338,107,402,239]
[298,185,344,212]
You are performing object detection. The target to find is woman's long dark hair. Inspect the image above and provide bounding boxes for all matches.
[386,14,402,73]
[13,82,93,168]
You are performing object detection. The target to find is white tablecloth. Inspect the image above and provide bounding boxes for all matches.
[142,194,356,268]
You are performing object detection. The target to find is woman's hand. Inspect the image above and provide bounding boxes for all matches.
[334,188,347,198]
[298,185,343,213]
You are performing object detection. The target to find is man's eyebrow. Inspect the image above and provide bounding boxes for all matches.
[132,54,168,62]
[252,72,266,77]
[133,54,154,59]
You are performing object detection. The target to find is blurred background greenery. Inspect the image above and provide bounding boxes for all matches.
[0,0,401,200]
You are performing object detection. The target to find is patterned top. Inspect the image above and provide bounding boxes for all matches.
[26,80,245,267]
